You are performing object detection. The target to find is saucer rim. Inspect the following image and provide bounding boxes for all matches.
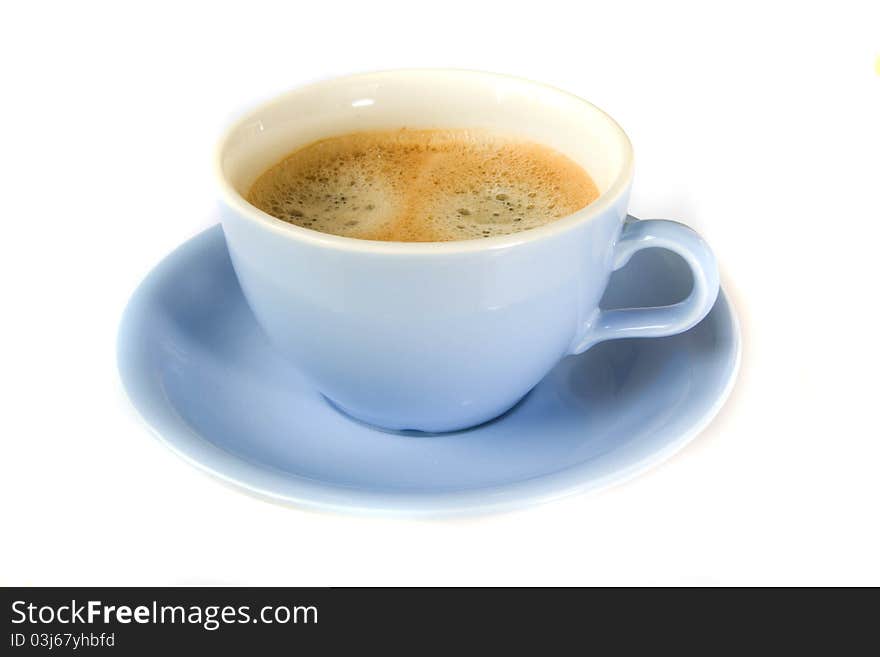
[117,225,741,517]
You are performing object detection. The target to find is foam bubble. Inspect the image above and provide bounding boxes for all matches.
[246,129,599,242]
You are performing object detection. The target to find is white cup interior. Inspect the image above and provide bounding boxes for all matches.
[218,70,632,212]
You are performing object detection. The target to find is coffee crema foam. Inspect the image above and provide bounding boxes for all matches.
[246,129,599,242]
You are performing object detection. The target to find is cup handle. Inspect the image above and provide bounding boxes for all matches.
[571,218,720,355]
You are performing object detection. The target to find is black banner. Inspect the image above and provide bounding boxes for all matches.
[1,587,873,653]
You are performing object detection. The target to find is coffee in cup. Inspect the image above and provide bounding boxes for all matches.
[245,129,599,242]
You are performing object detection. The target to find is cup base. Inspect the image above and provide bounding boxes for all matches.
[321,392,533,436]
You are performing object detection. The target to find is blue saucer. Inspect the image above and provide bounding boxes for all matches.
[118,223,740,516]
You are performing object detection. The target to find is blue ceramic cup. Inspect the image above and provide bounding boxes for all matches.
[216,70,719,432]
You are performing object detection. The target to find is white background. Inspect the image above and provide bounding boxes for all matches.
[2,1,878,586]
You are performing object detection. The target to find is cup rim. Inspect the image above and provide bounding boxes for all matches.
[214,68,634,254]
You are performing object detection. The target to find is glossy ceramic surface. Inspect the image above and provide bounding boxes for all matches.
[117,224,740,516]
[216,70,719,431]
